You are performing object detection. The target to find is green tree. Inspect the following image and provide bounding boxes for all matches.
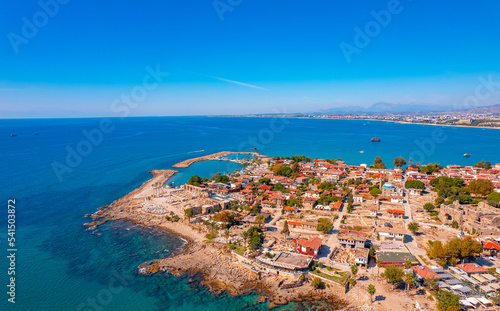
[281,220,290,239]
[367,284,376,303]
[373,157,386,169]
[405,272,416,294]
[255,215,266,228]
[258,178,271,185]
[311,277,325,289]
[405,180,425,190]
[348,278,356,288]
[245,226,264,250]
[350,264,359,276]
[251,202,262,214]
[317,218,333,233]
[425,277,438,291]
[407,222,419,234]
[393,157,407,168]
[370,188,382,198]
[490,292,500,305]
[184,208,195,223]
[188,175,203,186]
[466,179,494,196]
[435,290,460,311]
[404,260,412,269]
[382,265,404,289]
[488,192,500,208]
[423,203,435,212]
[215,175,230,183]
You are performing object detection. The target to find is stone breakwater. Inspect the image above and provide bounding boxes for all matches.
[172,151,263,168]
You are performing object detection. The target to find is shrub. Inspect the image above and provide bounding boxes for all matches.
[311,277,325,289]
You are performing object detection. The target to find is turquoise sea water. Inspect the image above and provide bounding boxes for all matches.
[1,117,499,310]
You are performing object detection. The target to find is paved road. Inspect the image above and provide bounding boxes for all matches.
[318,202,348,264]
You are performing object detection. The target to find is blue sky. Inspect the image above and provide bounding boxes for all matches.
[1,0,500,117]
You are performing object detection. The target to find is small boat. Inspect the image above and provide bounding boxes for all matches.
[359,150,365,154]
[250,147,256,150]
[463,153,471,157]
[371,137,381,142]
[10,134,17,137]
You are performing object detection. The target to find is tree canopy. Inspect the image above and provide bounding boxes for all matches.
[488,192,500,208]
[383,265,404,287]
[393,157,406,167]
[436,290,460,311]
[370,188,382,197]
[316,218,333,232]
[466,179,494,197]
[427,237,483,264]
[405,180,425,190]
[188,175,203,186]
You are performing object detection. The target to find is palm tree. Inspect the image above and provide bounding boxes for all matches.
[405,272,415,294]
[367,284,376,303]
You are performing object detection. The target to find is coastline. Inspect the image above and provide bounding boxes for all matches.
[233,115,500,130]
[85,168,348,309]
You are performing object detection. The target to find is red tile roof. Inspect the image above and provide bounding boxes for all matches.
[295,237,322,249]
[455,263,488,274]
[483,241,500,250]
[411,266,440,279]
[387,209,405,214]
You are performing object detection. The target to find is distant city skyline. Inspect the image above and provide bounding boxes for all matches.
[1,0,500,118]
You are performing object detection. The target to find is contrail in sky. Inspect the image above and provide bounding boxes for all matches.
[207,75,269,91]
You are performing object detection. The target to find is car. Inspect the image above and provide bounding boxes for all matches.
[384,222,393,228]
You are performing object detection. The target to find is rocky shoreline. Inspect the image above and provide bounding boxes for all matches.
[85,169,348,310]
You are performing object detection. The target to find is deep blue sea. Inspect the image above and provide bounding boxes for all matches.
[1,117,499,311]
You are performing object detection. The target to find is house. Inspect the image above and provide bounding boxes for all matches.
[330,201,342,211]
[338,230,367,249]
[377,251,418,266]
[387,209,405,219]
[378,227,406,242]
[302,198,316,209]
[287,221,318,231]
[293,237,322,257]
[411,266,441,280]
[353,248,370,266]
[390,196,404,204]
[482,240,500,257]
[408,188,423,196]
[369,205,378,216]
[283,206,298,214]
[353,195,364,203]
[451,263,488,276]
[315,204,331,211]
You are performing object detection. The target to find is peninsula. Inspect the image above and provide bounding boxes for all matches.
[86,153,500,311]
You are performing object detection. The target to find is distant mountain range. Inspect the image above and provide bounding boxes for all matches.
[318,102,500,115]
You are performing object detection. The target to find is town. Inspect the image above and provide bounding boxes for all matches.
[111,153,500,310]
